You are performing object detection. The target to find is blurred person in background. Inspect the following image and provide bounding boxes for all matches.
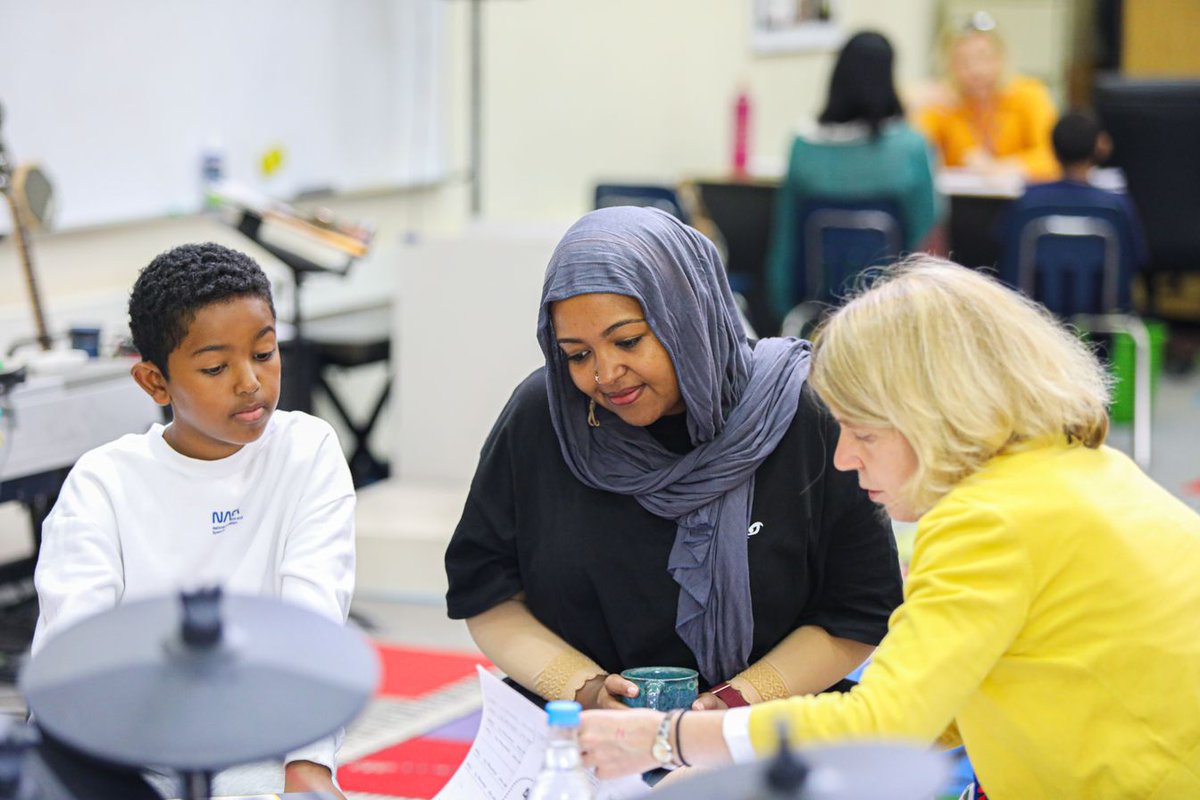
[766,30,939,324]
[915,11,1058,181]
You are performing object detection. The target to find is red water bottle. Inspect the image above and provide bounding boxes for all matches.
[732,86,751,178]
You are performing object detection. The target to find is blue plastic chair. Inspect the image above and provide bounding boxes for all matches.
[1000,200,1153,468]
[779,197,905,337]
[999,195,1143,317]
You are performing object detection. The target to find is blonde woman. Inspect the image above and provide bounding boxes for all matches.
[914,13,1058,181]
[579,257,1200,798]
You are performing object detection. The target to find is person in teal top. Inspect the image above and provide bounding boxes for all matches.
[767,31,939,324]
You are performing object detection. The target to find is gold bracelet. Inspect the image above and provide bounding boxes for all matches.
[534,649,606,701]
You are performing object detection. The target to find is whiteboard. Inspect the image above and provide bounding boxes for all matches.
[0,0,445,230]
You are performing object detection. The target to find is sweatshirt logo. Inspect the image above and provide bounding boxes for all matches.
[211,508,243,534]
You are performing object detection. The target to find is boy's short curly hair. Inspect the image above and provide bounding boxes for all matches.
[128,242,275,377]
[1052,110,1101,167]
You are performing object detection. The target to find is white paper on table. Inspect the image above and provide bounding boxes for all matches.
[434,666,648,800]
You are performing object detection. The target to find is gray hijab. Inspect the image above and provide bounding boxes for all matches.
[536,207,812,684]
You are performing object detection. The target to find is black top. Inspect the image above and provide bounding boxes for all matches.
[445,368,902,687]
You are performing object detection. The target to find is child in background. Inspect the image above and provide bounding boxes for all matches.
[1002,110,1149,315]
[1021,109,1148,267]
[32,242,355,799]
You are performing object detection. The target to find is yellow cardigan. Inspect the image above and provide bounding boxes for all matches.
[748,439,1200,798]
[917,76,1059,181]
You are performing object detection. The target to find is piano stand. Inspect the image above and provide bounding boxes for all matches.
[235,210,389,488]
[278,306,392,489]
[313,346,391,488]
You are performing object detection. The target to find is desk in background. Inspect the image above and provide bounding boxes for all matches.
[0,359,161,552]
[695,171,1027,332]
[935,169,1023,271]
[0,359,161,673]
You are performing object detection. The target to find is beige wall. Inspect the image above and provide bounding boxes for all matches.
[468,0,936,221]
[0,0,934,521]
[0,1,937,332]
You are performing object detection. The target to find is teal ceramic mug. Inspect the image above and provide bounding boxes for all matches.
[619,666,699,710]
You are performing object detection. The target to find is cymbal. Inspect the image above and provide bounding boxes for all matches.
[650,741,949,800]
[21,590,379,773]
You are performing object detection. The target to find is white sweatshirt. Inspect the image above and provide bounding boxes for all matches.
[32,409,356,787]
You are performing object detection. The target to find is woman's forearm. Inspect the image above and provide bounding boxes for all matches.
[465,596,606,701]
[734,625,874,702]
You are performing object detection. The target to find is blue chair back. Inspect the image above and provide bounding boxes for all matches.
[1000,196,1139,316]
[593,184,690,223]
[794,197,904,303]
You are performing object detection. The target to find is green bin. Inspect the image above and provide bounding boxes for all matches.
[1107,321,1166,424]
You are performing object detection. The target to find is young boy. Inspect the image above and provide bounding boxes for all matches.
[1015,110,1149,275]
[32,242,355,799]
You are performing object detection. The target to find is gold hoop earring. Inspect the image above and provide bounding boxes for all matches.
[587,398,601,428]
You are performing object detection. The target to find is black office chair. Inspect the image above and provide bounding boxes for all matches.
[693,180,778,335]
[1002,207,1153,468]
[1094,76,1200,319]
[778,197,904,338]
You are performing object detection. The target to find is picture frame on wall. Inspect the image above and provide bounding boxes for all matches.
[752,0,843,54]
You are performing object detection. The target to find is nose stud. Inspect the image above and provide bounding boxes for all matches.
[594,369,600,384]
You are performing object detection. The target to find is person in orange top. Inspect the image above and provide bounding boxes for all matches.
[916,12,1059,181]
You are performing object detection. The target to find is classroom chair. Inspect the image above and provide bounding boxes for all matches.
[778,197,904,338]
[1002,206,1153,468]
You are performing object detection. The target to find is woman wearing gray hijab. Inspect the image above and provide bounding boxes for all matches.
[445,207,901,716]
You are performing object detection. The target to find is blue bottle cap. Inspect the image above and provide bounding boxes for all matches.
[544,700,581,727]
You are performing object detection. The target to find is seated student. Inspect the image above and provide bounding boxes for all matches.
[578,257,1200,798]
[767,30,939,322]
[1004,109,1149,310]
[445,207,902,715]
[32,243,356,799]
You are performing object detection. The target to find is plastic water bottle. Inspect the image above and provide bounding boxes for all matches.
[529,700,594,800]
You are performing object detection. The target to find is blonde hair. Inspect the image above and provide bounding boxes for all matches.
[943,10,1005,53]
[938,15,1008,93]
[809,255,1111,516]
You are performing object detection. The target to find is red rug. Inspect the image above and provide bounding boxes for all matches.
[337,643,491,799]
[339,737,473,798]
[373,644,492,700]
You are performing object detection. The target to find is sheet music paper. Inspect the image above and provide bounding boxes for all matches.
[435,667,648,799]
